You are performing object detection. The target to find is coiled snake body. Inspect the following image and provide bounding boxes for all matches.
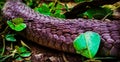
[2,0,120,57]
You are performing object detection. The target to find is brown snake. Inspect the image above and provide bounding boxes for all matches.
[2,0,120,57]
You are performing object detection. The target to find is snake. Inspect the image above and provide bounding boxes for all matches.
[2,0,120,57]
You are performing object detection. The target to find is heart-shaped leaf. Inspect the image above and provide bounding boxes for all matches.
[7,19,26,31]
[14,23,26,31]
[5,34,16,42]
[73,31,101,58]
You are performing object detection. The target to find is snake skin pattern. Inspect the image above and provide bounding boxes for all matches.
[2,0,120,57]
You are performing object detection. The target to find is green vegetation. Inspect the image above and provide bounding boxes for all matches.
[80,7,113,19]
[34,2,66,18]
[7,18,26,31]
[0,17,30,62]
[0,0,120,62]
[5,34,16,42]
[73,31,100,58]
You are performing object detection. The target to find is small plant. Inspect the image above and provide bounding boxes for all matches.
[0,18,31,61]
[0,41,31,62]
[34,2,66,18]
[14,45,31,61]
[7,18,27,31]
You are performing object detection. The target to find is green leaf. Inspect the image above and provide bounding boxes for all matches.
[60,14,66,18]
[83,7,113,19]
[55,10,61,14]
[14,23,26,31]
[29,2,33,7]
[20,51,31,57]
[7,20,26,31]
[35,6,51,16]
[53,10,65,18]
[5,34,16,42]
[56,4,63,9]
[12,18,24,24]
[17,46,28,53]
[15,56,23,61]
[42,3,48,8]
[48,2,54,8]
[16,46,31,57]
[35,3,51,16]
[7,21,15,30]
[73,31,101,58]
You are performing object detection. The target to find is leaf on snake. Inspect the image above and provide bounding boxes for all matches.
[73,31,101,58]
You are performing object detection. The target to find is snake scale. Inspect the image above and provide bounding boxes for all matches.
[2,0,120,57]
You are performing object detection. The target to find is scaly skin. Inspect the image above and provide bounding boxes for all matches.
[2,0,120,56]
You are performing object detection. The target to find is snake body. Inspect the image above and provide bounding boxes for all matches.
[2,0,120,57]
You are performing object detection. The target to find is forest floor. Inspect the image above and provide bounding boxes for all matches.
[0,20,120,62]
[0,1,120,62]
